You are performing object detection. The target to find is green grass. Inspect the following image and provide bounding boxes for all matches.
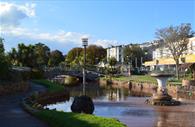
[117,75,157,84]
[32,79,65,92]
[103,75,157,84]
[35,110,126,127]
[102,75,182,85]
[32,79,126,127]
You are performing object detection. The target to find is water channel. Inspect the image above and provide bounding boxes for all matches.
[45,84,195,127]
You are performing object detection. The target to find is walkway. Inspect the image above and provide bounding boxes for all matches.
[0,82,48,127]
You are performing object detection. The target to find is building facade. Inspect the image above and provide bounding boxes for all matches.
[145,37,195,70]
[107,45,124,63]
[106,41,158,64]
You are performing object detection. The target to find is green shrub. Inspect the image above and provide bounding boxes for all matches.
[31,69,44,79]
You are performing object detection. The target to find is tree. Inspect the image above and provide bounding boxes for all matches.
[9,42,50,68]
[48,50,64,67]
[190,64,195,80]
[0,37,4,55]
[66,45,106,67]
[66,47,83,64]
[86,45,106,65]
[34,43,50,68]
[108,57,117,68]
[16,43,36,67]
[156,23,193,79]
[8,48,18,65]
[123,45,144,68]
[0,38,10,80]
[107,57,117,75]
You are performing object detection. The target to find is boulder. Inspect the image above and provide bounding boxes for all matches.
[71,95,94,114]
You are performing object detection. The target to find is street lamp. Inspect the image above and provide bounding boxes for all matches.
[82,37,88,95]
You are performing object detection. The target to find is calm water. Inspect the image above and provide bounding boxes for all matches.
[45,84,195,127]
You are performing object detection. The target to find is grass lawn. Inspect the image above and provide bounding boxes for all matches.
[102,75,182,85]
[35,110,126,127]
[32,79,126,127]
[114,75,157,84]
[32,79,65,92]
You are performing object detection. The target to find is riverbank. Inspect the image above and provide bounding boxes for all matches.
[42,79,195,127]
[101,75,182,85]
[24,79,126,127]
[99,75,195,99]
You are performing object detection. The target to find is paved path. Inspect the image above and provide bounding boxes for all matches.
[0,82,48,127]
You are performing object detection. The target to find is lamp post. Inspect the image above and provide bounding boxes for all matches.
[82,37,88,95]
[135,57,137,69]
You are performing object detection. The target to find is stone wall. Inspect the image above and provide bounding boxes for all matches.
[99,78,195,99]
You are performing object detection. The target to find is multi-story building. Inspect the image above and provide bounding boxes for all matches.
[107,45,124,63]
[144,37,195,70]
[106,41,159,64]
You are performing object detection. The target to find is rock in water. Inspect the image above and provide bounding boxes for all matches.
[71,95,94,114]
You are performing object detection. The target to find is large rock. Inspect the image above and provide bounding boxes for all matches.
[71,95,94,114]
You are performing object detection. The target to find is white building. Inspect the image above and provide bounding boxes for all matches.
[106,41,158,64]
[152,37,195,60]
[107,45,124,63]
[144,37,195,71]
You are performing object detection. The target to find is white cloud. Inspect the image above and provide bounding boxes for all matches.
[0,26,90,45]
[1,25,117,48]
[0,2,117,48]
[94,39,118,48]
[0,2,35,26]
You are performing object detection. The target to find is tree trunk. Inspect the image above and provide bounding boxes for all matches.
[175,59,179,80]
[191,64,195,80]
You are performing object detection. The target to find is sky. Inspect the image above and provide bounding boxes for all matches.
[0,0,194,54]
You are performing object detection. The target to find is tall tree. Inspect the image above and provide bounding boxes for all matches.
[66,47,83,64]
[17,43,36,67]
[34,43,50,68]
[108,57,117,68]
[156,23,193,79]
[66,45,106,66]
[0,37,4,55]
[48,50,64,67]
[123,45,144,68]
[8,48,18,65]
[0,38,10,80]
[87,45,106,65]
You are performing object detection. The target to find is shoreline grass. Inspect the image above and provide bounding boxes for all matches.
[32,79,65,92]
[32,79,126,127]
[101,75,182,85]
[35,110,126,127]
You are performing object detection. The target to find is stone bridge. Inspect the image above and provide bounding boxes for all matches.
[44,69,101,81]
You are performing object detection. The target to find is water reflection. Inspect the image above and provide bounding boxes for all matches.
[155,111,195,127]
[66,84,150,102]
[46,84,195,127]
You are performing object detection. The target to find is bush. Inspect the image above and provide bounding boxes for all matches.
[0,56,10,80]
[31,69,44,79]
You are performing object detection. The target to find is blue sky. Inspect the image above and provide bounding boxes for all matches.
[0,0,194,54]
